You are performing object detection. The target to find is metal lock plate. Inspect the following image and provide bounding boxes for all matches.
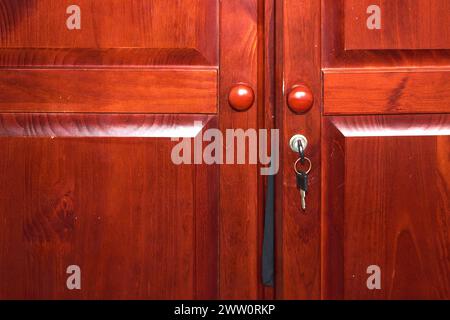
[289,134,308,153]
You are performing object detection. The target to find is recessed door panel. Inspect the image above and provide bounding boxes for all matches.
[322,115,450,299]
[345,0,450,50]
[319,0,450,300]
[0,114,218,299]
[0,0,218,114]
[0,0,218,66]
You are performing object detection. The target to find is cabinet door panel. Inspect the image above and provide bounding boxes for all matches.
[0,0,218,114]
[345,0,450,50]
[0,114,218,299]
[322,115,450,299]
[323,0,450,68]
[0,0,218,66]
[319,0,449,300]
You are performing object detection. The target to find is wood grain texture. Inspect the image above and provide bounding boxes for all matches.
[322,115,450,299]
[0,114,218,299]
[194,117,219,299]
[345,0,450,50]
[323,69,450,115]
[0,48,212,67]
[0,113,214,137]
[275,0,321,299]
[321,118,346,299]
[322,0,450,68]
[219,0,261,299]
[322,0,450,300]
[0,0,218,65]
[0,69,218,113]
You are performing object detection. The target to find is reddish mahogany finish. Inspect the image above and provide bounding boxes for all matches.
[219,0,262,299]
[228,84,255,111]
[0,0,219,115]
[319,0,450,300]
[0,0,262,300]
[0,69,217,114]
[0,114,219,300]
[287,84,314,114]
[345,0,450,50]
[323,69,450,115]
[0,0,218,66]
[277,0,450,301]
[322,0,450,68]
[2,0,449,302]
[275,0,322,299]
[322,115,450,299]
[0,113,215,138]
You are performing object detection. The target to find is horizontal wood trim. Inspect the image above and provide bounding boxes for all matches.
[0,69,217,113]
[0,113,214,138]
[323,70,450,115]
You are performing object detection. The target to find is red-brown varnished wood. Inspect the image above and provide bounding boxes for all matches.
[0,48,212,67]
[219,0,261,299]
[321,117,346,299]
[0,113,215,137]
[320,0,450,301]
[0,0,281,300]
[194,117,220,299]
[323,69,450,115]
[322,115,450,299]
[275,0,321,299]
[322,0,450,68]
[345,0,450,50]
[0,69,218,114]
[0,114,218,299]
[0,0,218,66]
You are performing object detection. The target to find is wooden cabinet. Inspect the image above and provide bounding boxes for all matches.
[0,0,448,300]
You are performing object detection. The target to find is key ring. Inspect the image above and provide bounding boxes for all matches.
[294,157,312,175]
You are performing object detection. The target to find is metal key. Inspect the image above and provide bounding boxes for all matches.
[296,171,308,210]
[294,156,311,212]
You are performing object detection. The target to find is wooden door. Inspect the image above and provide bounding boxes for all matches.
[277,0,450,299]
[0,0,263,299]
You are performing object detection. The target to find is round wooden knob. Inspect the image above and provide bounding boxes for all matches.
[287,84,314,114]
[228,84,255,111]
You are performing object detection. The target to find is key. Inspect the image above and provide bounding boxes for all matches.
[294,156,311,212]
[296,171,308,210]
